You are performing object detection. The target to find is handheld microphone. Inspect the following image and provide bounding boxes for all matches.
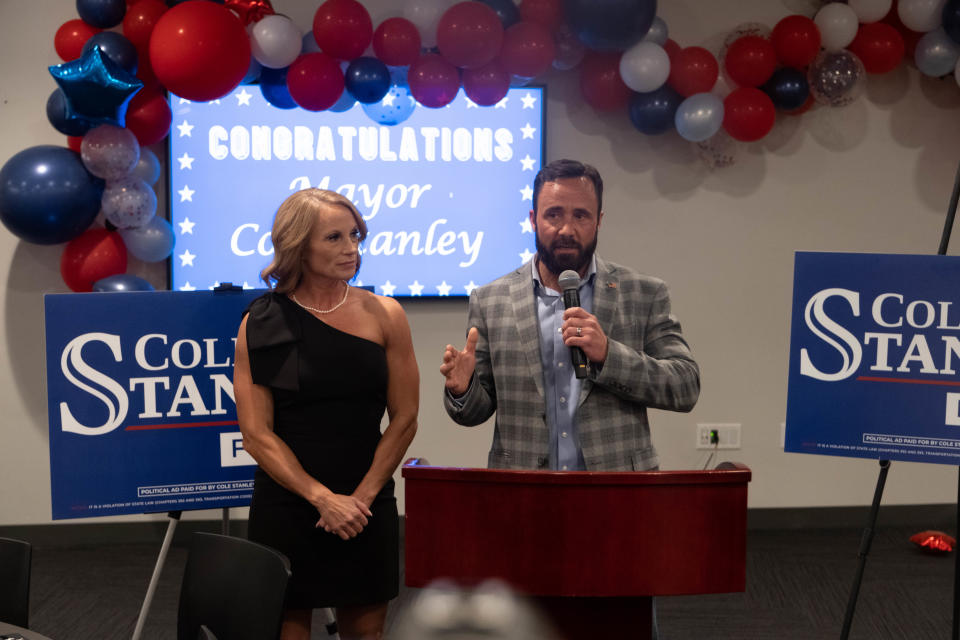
[558,269,588,379]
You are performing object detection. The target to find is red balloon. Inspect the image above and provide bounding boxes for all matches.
[723,87,775,142]
[125,89,172,145]
[771,15,821,69]
[67,136,83,153]
[667,46,718,97]
[54,19,101,61]
[663,38,681,62]
[149,2,250,101]
[287,53,345,111]
[882,7,922,60]
[409,54,461,108]
[463,61,510,106]
[849,22,905,73]
[373,17,422,67]
[225,0,275,26]
[579,51,631,111]
[518,0,564,31]
[122,0,167,52]
[61,229,128,293]
[498,21,555,78]
[725,36,777,87]
[313,0,373,61]
[437,2,504,69]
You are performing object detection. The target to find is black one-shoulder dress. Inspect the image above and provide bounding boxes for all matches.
[243,292,398,608]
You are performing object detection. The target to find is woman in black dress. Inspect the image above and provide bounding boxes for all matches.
[233,189,419,640]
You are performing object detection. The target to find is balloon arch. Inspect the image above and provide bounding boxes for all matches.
[1,0,960,292]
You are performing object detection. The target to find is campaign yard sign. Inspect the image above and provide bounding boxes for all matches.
[786,252,960,465]
[45,289,263,519]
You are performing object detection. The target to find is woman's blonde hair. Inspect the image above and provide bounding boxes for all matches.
[260,189,368,293]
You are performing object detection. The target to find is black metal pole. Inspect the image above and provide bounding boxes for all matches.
[936,153,960,257]
[840,459,890,640]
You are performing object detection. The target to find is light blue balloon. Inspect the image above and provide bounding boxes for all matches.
[92,274,155,292]
[327,90,358,113]
[642,16,669,45]
[131,148,161,186]
[301,32,322,54]
[915,28,960,77]
[675,93,724,142]
[118,216,175,262]
[362,84,417,125]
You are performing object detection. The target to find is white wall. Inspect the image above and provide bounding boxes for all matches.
[3,0,960,526]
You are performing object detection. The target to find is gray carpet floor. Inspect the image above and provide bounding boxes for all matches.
[15,525,959,639]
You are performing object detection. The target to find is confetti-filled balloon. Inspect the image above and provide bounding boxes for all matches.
[81,124,141,180]
[102,176,157,229]
[807,49,866,107]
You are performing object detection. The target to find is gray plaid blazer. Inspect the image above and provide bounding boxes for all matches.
[444,256,700,471]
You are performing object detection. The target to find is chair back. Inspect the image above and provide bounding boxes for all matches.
[0,537,31,627]
[177,533,291,640]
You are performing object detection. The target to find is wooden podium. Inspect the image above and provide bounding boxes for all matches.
[402,461,751,639]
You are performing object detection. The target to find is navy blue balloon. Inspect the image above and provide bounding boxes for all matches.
[0,146,104,245]
[76,0,126,29]
[93,274,155,292]
[944,0,960,45]
[564,0,657,52]
[628,85,682,135]
[82,32,139,74]
[762,68,809,111]
[345,57,391,104]
[478,0,521,27]
[259,67,297,109]
[46,89,94,137]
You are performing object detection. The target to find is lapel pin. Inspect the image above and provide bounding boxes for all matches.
[607,282,617,289]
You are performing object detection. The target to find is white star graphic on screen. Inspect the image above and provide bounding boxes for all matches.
[178,217,196,234]
[520,154,536,171]
[465,97,479,109]
[520,123,536,139]
[494,97,509,109]
[211,99,221,105]
[519,248,535,263]
[178,98,191,105]
[408,281,424,296]
[520,218,533,234]
[177,153,195,170]
[178,185,195,202]
[243,281,254,290]
[180,282,196,291]
[208,281,221,290]
[520,185,533,201]
[177,120,194,137]
[381,281,396,296]
[464,281,479,295]
[381,92,396,107]
[355,280,363,287]
[235,88,252,106]
[521,92,537,109]
[436,281,452,296]
[179,249,196,267]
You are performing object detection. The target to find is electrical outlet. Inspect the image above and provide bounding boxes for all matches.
[696,423,741,450]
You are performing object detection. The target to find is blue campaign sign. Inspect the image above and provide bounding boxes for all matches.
[167,85,545,296]
[45,289,263,519]
[785,252,960,465]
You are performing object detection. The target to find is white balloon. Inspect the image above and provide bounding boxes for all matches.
[642,16,669,46]
[815,3,859,51]
[848,0,893,23]
[403,0,456,48]
[251,15,302,69]
[897,0,948,33]
[619,42,670,93]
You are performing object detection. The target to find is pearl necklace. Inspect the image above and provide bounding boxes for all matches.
[292,283,349,314]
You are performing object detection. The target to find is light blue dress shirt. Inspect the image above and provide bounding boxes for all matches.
[531,257,597,471]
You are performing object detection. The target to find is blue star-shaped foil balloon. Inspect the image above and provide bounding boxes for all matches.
[48,45,143,129]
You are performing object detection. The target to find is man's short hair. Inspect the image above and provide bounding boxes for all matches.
[532,159,603,214]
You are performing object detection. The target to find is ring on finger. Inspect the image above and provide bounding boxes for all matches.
[576,326,582,337]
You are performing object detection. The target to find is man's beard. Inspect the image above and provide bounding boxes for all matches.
[535,231,597,276]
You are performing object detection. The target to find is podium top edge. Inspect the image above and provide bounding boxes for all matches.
[400,463,752,485]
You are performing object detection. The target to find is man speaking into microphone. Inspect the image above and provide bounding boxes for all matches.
[441,159,700,472]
